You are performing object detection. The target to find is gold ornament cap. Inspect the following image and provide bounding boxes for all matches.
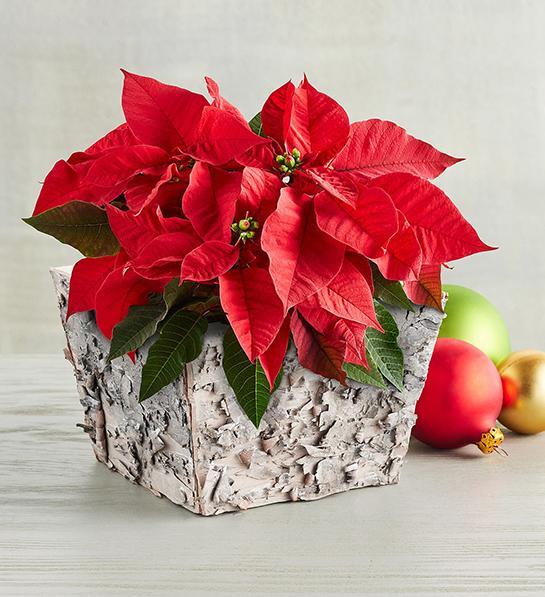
[476,426,504,454]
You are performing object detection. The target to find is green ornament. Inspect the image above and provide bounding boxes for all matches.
[439,284,511,365]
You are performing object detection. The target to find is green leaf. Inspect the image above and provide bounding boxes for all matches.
[162,278,223,317]
[183,295,221,316]
[23,201,119,257]
[139,310,208,401]
[248,112,264,137]
[365,302,405,391]
[371,264,414,311]
[163,279,196,309]
[108,297,167,362]
[343,355,387,389]
[222,327,282,427]
[162,279,222,320]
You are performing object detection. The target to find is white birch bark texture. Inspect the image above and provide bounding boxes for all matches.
[51,266,445,516]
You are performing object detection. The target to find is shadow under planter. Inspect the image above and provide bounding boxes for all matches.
[51,266,445,516]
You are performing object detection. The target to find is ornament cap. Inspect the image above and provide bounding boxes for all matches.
[476,426,504,454]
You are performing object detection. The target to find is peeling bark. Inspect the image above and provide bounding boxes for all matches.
[51,266,445,516]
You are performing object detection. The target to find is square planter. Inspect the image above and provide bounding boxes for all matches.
[51,265,444,515]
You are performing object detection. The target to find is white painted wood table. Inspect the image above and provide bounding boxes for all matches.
[2,355,545,596]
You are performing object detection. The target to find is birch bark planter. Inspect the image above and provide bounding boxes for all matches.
[51,266,445,516]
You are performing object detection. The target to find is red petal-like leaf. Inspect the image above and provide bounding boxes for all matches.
[236,141,277,169]
[262,78,350,162]
[132,232,200,280]
[304,167,359,207]
[290,310,346,383]
[337,319,368,367]
[186,106,267,166]
[371,173,495,263]
[372,210,422,280]
[125,163,187,215]
[314,186,398,259]
[85,123,139,155]
[33,159,103,215]
[346,253,374,293]
[259,316,291,389]
[66,255,118,318]
[262,188,345,309]
[291,77,350,162]
[106,204,163,258]
[34,123,147,215]
[87,145,169,188]
[181,240,239,282]
[94,266,165,339]
[219,266,285,362]
[315,258,381,329]
[66,125,138,167]
[296,298,338,334]
[182,162,241,243]
[238,167,282,223]
[344,344,368,367]
[205,76,246,122]
[155,209,194,234]
[124,172,162,213]
[121,70,208,151]
[261,80,295,148]
[404,263,443,310]
[297,301,368,367]
[297,301,368,363]
[333,119,462,179]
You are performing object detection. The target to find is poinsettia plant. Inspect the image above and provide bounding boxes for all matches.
[25,71,493,426]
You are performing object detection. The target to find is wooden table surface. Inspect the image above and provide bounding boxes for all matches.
[2,355,545,596]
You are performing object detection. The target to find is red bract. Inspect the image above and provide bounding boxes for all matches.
[313,258,381,330]
[219,266,284,362]
[94,266,166,339]
[332,119,463,179]
[290,310,347,384]
[34,71,266,217]
[262,188,346,309]
[67,250,165,339]
[182,163,240,243]
[181,240,240,283]
[33,124,139,215]
[30,71,494,391]
[67,254,120,319]
[313,186,398,260]
[368,173,493,263]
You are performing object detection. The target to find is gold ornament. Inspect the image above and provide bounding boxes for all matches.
[498,350,545,434]
[476,427,505,454]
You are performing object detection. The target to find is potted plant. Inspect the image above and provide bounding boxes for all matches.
[25,72,492,515]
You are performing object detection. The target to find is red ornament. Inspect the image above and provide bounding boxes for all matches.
[413,338,503,450]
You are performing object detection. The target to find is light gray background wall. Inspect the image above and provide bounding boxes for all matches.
[1,0,543,353]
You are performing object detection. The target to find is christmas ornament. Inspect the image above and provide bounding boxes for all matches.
[498,350,545,434]
[440,284,510,365]
[413,338,503,451]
